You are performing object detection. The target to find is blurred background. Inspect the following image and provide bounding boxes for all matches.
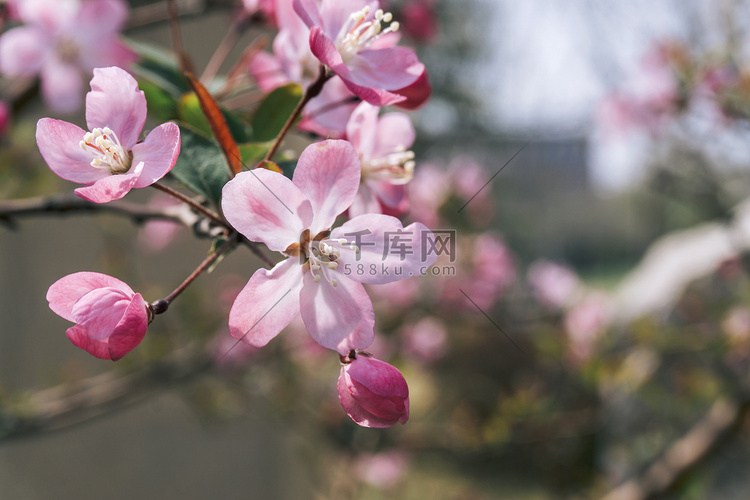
[4,0,750,498]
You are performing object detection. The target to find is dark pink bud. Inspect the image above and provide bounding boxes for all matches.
[337,352,409,428]
[393,70,432,110]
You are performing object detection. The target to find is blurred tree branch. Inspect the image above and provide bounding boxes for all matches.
[0,345,211,443]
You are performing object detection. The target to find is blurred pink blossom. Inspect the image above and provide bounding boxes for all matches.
[36,67,181,203]
[0,101,9,137]
[47,271,150,361]
[138,195,183,254]
[527,260,581,309]
[368,278,421,311]
[400,0,437,43]
[213,329,260,370]
[564,292,610,363]
[401,316,448,363]
[354,451,410,488]
[408,162,449,227]
[0,0,137,112]
[338,351,409,427]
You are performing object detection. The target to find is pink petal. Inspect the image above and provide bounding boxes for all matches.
[0,26,50,76]
[337,369,402,428]
[131,122,181,188]
[107,293,150,360]
[222,169,313,252]
[299,272,374,353]
[349,378,407,421]
[347,47,424,92]
[348,184,382,218]
[331,215,436,284]
[347,355,409,399]
[292,140,361,234]
[277,0,308,33]
[70,287,132,340]
[374,112,415,156]
[318,0,376,39]
[78,38,138,73]
[17,0,78,29]
[66,325,112,360]
[308,28,405,106]
[47,271,135,322]
[74,161,144,203]
[75,0,129,37]
[36,118,108,184]
[292,0,322,29]
[393,69,432,110]
[346,101,379,159]
[228,258,303,347]
[299,77,357,138]
[40,57,84,113]
[248,51,289,92]
[85,67,146,149]
[368,181,407,210]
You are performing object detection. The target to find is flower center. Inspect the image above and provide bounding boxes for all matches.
[361,146,415,185]
[335,7,400,64]
[56,38,80,64]
[297,231,360,288]
[79,127,133,175]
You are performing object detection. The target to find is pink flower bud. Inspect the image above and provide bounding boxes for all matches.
[337,352,409,428]
[47,272,150,361]
[0,101,9,136]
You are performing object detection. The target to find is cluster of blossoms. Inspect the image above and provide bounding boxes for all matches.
[31,0,436,428]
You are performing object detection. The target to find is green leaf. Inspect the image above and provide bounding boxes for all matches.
[139,80,179,122]
[275,160,298,179]
[237,142,273,167]
[251,83,302,142]
[129,39,189,98]
[178,92,251,145]
[169,127,230,206]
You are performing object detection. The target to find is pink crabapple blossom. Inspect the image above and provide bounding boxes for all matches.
[221,139,435,354]
[293,0,425,106]
[248,0,358,137]
[36,67,181,203]
[47,272,150,361]
[0,0,137,112]
[346,101,415,217]
[338,351,409,427]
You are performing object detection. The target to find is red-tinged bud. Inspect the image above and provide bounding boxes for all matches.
[393,69,431,110]
[337,351,409,428]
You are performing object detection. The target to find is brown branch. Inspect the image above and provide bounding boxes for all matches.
[0,345,212,443]
[0,193,198,227]
[600,397,748,500]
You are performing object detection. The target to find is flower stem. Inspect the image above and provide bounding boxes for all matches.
[151,235,237,315]
[263,66,332,162]
[151,182,227,228]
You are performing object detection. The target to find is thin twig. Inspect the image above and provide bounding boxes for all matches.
[151,182,227,227]
[200,15,250,84]
[166,0,195,74]
[263,66,332,162]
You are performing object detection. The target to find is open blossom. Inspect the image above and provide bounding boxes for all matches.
[346,102,414,217]
[249,0,358,137]
[47,272,150,361]
[36,67,181,203]
[221,139,435,353]
[293,0,424,106]
[0,0,136,112]
[338,351,409,427]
